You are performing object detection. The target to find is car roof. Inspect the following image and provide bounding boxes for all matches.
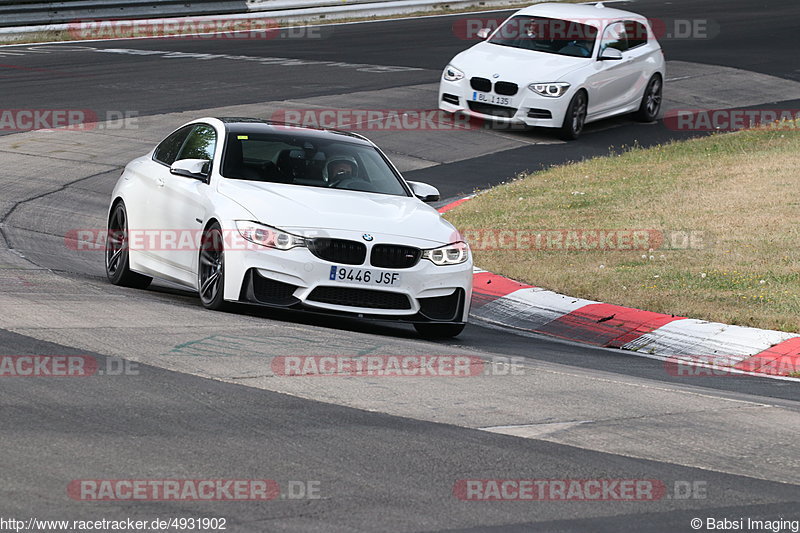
[515,2,649,27]
[214,117,374,145]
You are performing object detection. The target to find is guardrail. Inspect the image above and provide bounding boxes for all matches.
[0,0,527,37]
[0,1,246,27]
[0,0,483,28]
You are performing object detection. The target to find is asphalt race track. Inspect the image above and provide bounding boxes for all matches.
[1,1,799,531]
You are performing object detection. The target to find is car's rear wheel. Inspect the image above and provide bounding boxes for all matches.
[198,223,227,310]
[414,322,466,339]
[105,202,152,289]
[635,74,662,122]
[559,90,587,140]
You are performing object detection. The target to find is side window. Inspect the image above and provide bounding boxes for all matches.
[153,125,193,166]
[176,124,217,162]
[624,21,648,49]
[600,22,628,53]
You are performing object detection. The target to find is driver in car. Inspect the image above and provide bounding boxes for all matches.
[325,155,359,182]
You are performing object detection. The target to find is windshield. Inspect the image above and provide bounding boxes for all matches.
[221,131,409,197]
[487,15,598,58]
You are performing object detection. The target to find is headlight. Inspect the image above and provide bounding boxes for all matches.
[528,82,571,97]
[235,221,306,250]
[443,65,465,82]
[422,241,469,266]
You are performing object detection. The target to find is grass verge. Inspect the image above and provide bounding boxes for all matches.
[444,123,800,333]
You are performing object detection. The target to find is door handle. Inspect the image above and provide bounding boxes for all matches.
[156,176,165,187]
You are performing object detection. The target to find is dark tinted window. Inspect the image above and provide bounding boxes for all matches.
[153,125,193,165]
[487,16,597,58]
[625,21,648,48]
[222,132,408,196]
[177,124,217,162]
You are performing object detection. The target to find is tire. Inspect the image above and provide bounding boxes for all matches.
[635,74,663,122]
[105,202,152,289]
[414,322,466,339]
[198,223,228,311]
[559,90,588,141]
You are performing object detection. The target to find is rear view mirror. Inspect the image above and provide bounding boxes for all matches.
[171,159,210,181]
[476,28,491,40]
[599,47,623,61]
[407,181,440,203]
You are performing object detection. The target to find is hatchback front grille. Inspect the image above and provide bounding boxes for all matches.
[307,238,366,265]
[470,77,492,92]
[494,81,519,96]
[307,286,411,310]
[370,244,421,269]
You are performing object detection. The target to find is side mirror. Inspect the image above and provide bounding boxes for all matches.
[476,27,491,40]
[599,47,623,61]
[407,181,440,203]
[171,158,210,181]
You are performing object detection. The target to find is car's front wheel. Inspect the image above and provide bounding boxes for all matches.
[198,223,228,310]
[414,322,466,339]
[635,74,663,122]
[559,90,587,141]
[105,201,152,289]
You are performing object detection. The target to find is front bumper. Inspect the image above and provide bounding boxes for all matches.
[223,235,473,324]
[439,77,571,129]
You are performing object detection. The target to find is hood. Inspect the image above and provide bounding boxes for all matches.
[217,180,458,246]
[453,42,588,84]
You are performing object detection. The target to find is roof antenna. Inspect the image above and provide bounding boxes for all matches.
[595,2,605,7]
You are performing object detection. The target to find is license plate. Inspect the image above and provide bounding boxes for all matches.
[329,266,401,286]
[472,92,511,106]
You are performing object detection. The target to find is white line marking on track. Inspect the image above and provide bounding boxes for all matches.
[91,47,425,73]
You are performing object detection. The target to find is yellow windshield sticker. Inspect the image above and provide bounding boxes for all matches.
[237,135,249,140]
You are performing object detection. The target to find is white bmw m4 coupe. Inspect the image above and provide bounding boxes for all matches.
[439,2,665,139]
[106,118,472,338]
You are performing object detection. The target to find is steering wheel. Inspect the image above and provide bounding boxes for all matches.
[328,177,363,189]
[563,40,591,57]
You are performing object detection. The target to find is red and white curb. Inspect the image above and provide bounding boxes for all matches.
[437,198,800,379]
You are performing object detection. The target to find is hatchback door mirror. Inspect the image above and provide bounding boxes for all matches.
[170,158,210,181]
[476,27,491,40]
[407,181,440,203]
[599,47,623,61]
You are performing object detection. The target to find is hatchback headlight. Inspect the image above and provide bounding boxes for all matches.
[528,82,571,97]
[235,221,306,250]
[422,241,469,266]
[443,65,465,82]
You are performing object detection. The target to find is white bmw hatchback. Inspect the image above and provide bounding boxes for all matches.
[439,2,665,139]
[106,118,472,338]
